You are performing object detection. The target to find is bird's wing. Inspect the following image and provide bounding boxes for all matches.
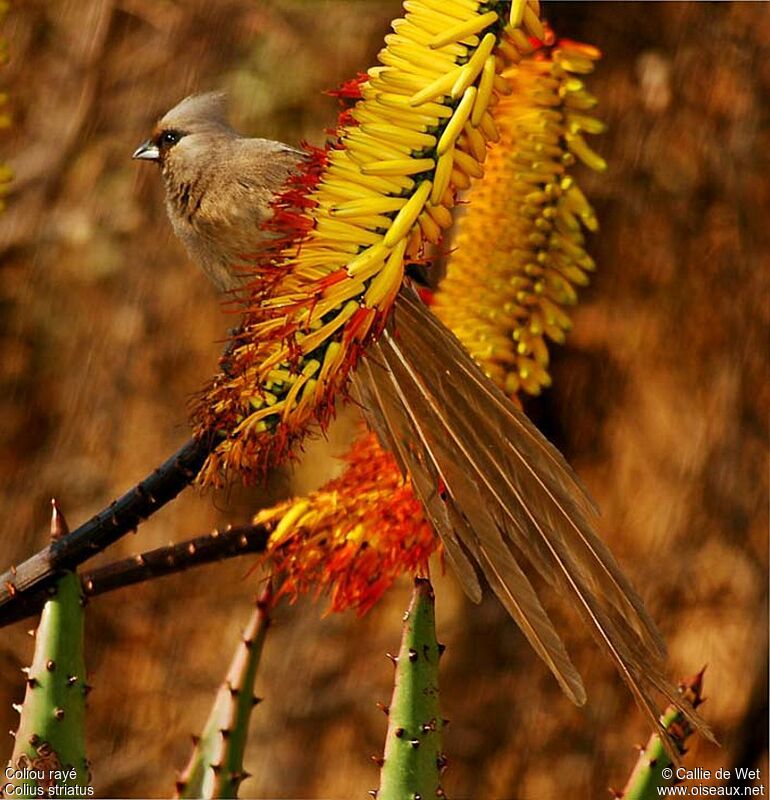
[233,138,307,181]
[207,139,304,213]
[352,285,712,753]
[186,139,306,290]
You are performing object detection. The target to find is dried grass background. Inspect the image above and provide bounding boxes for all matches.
[0,2,767,798]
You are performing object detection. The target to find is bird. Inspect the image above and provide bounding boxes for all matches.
[134,92,708,749]
[132,92,302,292]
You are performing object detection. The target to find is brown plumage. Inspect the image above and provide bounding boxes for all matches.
[133,92,302,291]
[134,93,711,753]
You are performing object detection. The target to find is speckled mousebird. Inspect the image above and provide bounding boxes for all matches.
[133,92,302,291]
[133,92,705,740]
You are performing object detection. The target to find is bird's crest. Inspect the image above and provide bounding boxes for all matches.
[157,91,230,133]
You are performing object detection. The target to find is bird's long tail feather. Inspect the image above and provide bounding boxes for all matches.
[353,286,713,756]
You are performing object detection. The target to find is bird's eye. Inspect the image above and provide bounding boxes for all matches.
[160,130,180,147]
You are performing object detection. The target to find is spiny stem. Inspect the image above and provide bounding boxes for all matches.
[617,670,707,800]
[378,576,445,800]
[6,502,90,796]
[175,584,273,799]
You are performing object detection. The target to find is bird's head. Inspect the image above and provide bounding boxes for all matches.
[132,92,232,167]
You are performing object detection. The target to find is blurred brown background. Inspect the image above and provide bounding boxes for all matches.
[0,2,767,797]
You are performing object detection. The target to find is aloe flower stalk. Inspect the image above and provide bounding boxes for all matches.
[193,0,545,484]
[377,577,445,800]
[6,503,90,796]
[175,586,272,799]
[433,37,605,399]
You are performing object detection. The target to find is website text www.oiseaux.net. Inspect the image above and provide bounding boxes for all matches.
[655,766,765,796]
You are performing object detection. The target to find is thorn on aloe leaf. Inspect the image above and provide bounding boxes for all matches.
[6,502,90,794]
[175,584,273,799]
[377,577,444,800]
[617,669,707,800]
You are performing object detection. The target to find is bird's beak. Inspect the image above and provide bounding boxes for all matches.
[132,139,160,162]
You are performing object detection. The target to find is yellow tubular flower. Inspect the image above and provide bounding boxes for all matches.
[194,0,546,485]
[252,37,608,623]
[433,39,606,399]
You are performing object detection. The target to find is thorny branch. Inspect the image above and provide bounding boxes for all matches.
[0,522,270,627]
[0,435,215,628]
[81,522,269,599]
